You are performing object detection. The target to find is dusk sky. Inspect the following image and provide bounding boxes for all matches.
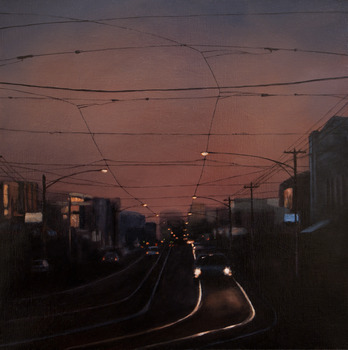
[1,0,347,221]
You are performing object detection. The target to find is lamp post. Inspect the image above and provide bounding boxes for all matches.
[41,168,108,259]
[201,149,305,277]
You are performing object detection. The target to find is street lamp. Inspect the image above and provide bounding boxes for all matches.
[45,168,108,190]
[202,149,306,277]
[200,150,305,219]
[41,168,108,259]
[201,151,294,177]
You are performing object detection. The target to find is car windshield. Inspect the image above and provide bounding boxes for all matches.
[197,255,228,266]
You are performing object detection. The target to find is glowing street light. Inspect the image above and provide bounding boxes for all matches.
[201,150,293,177]
[202,149,305,277]
[45,168,108,189]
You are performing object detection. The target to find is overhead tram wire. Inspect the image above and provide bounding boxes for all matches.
[233,99,348,198]
[1,92,346,105]
[1,75,348,95]
[1,9,347,74]
[2,42,347,67]
[279,98,348,152]
[1,91,346,103]
[0,44,182,65]
[285,101,348,153]
[8,162,268,169]
[0,87,221,102]
[2,158,204,167]
[0,155,26,181]
[191,46,223,200]
[1,87,346,104]
[195,44,348,58]
[0,165,16,181]
[2,10,348,18]
[0,126,306,137]
[2,10,232,215]
[76,105,156,214]
[245,97,348,185]
[2,10,348,30]
[3,12,348,215]
[0,85,157,214]
[252,99,348,187]
[1,80,312,197]
[97,10,348,20]
[5,161,274,189]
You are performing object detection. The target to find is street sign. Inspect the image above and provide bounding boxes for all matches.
[25,212,43,223]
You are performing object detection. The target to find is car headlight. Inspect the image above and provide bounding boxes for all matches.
[194,268,201,278]
[223,267,232,276]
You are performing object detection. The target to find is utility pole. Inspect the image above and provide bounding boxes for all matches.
[284,148,306,277]
[244,182,259,279]
[68,195,72,262]
[228,196,232,249]
[244,182,259,236]
[42,174,47,258]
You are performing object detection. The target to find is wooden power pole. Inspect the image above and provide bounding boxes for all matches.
[284,148,306,277]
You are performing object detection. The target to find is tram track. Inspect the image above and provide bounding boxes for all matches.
[0,247,171,349]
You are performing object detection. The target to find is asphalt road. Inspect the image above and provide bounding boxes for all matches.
[0,245,274,350]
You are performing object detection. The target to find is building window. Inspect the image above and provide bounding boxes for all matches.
[3,184,9,216]
[284,188,293,210]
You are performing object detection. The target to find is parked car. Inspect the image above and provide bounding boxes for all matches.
[145,246,160,256]
[193,253,232,279]
[101,251,120,264]
[31,259,50,273]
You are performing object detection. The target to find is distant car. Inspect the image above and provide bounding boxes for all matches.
[194,253,232,279]
[193,244,216,260]
[101,251,120,264]
[31,259,50,273]
[146,246,160,256]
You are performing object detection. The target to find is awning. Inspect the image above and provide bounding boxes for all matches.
[301,220,330,233]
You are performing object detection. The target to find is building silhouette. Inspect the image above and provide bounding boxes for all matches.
[0,181,39,220]
[309,116,348,223]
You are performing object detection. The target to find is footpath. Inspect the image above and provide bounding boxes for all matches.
[231,220,348,349]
